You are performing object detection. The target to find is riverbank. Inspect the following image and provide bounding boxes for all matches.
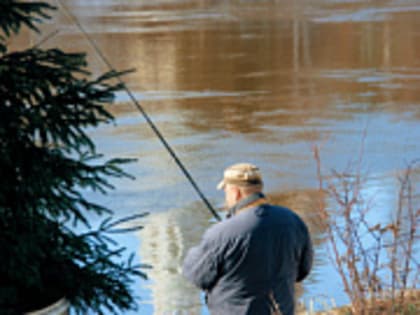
[301,289,419,315]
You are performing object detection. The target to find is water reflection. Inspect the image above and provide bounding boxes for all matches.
[269,189,328,286]
[137,203,213,314]
[11,0,420,126]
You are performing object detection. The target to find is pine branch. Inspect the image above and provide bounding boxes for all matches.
[0,1,55,54]
[0,1,55,36]
[1,2,148,313]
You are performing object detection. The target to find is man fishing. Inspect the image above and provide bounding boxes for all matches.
[183,163,313,315]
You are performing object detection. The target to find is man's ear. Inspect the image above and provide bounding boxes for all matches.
[235,186,242,201]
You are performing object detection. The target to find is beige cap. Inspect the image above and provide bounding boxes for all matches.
[217,163,263,190]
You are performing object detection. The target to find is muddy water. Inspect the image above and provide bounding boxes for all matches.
[11,0,420,314]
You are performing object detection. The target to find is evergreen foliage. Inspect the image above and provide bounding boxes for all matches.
[0,1,147,314]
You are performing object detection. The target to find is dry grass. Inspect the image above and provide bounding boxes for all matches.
[298,290,419,315]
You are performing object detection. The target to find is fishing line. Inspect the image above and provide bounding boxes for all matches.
[55,0,221,221]
[32,29,60,49]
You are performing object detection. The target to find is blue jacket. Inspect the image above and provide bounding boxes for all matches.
[183,193,313,315]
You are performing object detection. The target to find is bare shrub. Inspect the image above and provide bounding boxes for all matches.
[313,145,419,315]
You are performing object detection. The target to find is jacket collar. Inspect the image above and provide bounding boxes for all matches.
[227,192,266,218]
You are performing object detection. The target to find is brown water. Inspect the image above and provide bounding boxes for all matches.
[11,0,420,314]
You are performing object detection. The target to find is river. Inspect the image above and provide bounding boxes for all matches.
[11,0,420,314]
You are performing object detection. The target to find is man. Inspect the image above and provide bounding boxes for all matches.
[183,163,313,315]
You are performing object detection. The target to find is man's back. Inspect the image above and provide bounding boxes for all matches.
[183,201,312,315]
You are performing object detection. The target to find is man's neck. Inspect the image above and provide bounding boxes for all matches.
[227,192,266,217]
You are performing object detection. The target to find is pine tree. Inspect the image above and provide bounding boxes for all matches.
[0,1,147,314]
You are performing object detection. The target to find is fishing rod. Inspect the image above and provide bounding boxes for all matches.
[55,0,222,222]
